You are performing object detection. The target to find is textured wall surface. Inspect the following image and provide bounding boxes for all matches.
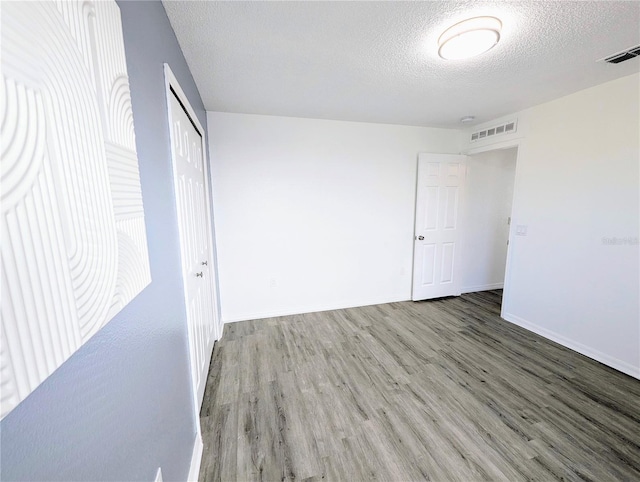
[0,1,207,480]
[1,0,151,421]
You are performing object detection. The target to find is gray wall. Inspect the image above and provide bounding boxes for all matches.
[0,2,206,480]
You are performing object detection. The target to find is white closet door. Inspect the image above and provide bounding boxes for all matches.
[167,82,219,408]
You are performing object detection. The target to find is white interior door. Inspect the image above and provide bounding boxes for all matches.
[412,153,467,301]
[166,70,219,409]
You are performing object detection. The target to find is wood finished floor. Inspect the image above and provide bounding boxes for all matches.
[198,291,640,481]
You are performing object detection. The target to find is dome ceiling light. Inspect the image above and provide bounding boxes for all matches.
[438,16,502,60]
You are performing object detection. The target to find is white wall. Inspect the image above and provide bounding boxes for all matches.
[474,73,639,378]
[462,147,517,293]
[207,112,460,322]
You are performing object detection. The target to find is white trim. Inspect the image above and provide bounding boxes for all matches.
[222,294,410,324]
[502,312,640,380]
[164,65,222,342]
[163,64,214,482]
[186,433,204,482]
[461,283,504,294]
[164,65,206,135]
[163,62,221,352]
[500,151,523,326]
[463,137,523,156]
[154,468,163,482]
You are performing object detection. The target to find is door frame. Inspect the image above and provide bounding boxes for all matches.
[163,63,220,481]
[463,139,522,320]
[163,64,222,342]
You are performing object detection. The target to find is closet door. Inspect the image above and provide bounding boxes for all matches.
[166,69,220,408]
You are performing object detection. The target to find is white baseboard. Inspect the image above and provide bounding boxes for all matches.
[222,294,410,324]
[502,312,640,380]
[461,282,504,294]
[187,433,203,482]
[220,296,639,380]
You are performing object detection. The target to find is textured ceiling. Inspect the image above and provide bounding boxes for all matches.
[163,1,640,128]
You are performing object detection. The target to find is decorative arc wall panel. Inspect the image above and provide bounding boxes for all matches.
[0,1,151,419]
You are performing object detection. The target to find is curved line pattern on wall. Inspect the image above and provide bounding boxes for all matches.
[0,0,151,419]
[0,79,46,209]
[0,77,82,402]
[109,76,136,150]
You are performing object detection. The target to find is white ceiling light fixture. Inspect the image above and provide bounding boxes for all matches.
[460,116,475,123]
[438,16,502,60]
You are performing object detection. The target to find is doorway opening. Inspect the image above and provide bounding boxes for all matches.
[460,146,518,311]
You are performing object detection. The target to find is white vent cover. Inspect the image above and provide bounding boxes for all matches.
[470,120,517,142]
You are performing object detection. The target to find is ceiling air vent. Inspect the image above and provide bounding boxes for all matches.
[602,45,640,64]
[470,119,517,142]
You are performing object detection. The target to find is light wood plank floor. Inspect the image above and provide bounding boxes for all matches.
[198,291,640,481]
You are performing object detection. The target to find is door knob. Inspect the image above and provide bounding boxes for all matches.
[196,272,203,278]
[201,261,208,266]
[417,235,424,241]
